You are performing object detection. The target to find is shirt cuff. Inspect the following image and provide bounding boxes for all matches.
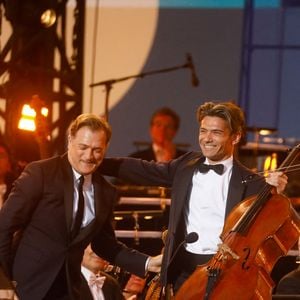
[145,257,150,275]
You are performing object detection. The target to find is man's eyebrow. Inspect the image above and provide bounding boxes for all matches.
[78,143,103,149]
[200,128,224,132]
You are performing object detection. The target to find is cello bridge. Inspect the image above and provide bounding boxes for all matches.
[217,243,240,261]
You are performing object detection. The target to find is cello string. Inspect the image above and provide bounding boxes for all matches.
[254,163,300,176]
[242,163,300,184]
[238,148,300,231]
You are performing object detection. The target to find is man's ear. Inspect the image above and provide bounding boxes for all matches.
[232,133,241,145]
[67,134,71,145]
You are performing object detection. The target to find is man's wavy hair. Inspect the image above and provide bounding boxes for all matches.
[196,101,246,140]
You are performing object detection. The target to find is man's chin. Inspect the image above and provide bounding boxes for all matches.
[203,153,222,162]
[201,150,217,159]
[80,165,97,175]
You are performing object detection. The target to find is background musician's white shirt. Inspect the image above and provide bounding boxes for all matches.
[81,266,105,300]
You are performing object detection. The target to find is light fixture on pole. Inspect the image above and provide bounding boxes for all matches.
[18,95,49,132]
[40,9,57,28]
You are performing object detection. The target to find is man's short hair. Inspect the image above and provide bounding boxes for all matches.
[68,113,112,143]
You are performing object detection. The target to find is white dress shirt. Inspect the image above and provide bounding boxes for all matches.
[185,156,233,254]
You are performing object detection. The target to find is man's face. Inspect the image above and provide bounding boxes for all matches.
[68,126,108,175]
[150,114,177,146]
[199,116,240,163]
[82,244,109,273]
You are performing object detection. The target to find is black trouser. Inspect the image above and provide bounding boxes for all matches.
[173,248,213,293]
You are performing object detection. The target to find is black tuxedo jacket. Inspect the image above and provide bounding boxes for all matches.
[100,151,265,286]
[0,154,147,300]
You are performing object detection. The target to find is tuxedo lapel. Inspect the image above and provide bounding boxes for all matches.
[225,160,247,217]
[61,154,75,240]
[92,174,108,219]
[71,220,96,244]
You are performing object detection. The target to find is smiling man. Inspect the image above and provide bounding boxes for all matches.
[99,101,288,296]
[0,113,162,300]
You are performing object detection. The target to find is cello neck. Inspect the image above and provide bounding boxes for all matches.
[233,143,300,235]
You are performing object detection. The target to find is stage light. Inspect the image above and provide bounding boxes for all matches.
[259,129,274,136]
[18,104,36,131]
[263,152,277,175]
[4,1,57,29]
[41,107,49,117]
[40,9,57,28]
[18,102,49,132]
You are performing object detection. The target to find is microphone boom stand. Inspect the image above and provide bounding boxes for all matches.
[89,56,191,120]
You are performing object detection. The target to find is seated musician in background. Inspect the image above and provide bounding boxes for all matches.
[129,107,186,162]
[81,244,124,300]
[122,274,147,300]
[100,100,288,295]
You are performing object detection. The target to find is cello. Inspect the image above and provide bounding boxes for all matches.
[175,144,300,300]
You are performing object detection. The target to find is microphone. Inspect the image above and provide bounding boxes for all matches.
[157,232,198,298]
[186,53,200,87]
[185,231,198,244]
[148,233,198,284]
[168,232,199,267]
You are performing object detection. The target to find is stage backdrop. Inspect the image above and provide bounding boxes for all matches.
[80,0,300,157]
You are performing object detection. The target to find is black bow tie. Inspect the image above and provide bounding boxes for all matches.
[198,163,224,175]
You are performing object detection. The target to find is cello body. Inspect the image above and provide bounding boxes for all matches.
[175,193,300,300]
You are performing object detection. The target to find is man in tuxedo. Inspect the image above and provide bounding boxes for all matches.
[0,113,161,300]
[81,244,124,300]
[129,107,186,162]
[100,101,288,295]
